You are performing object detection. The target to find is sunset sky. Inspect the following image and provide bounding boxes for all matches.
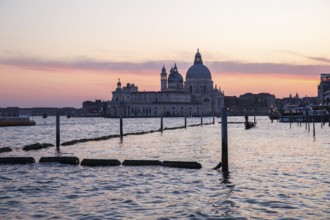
[1,0,330,107]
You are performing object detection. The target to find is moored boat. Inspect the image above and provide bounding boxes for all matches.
[279,105,304,122]
[268,110,280,121]
[0,115,36,127]
[279,105,330,122]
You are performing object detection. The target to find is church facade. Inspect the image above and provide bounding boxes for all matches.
[107,50,225,117]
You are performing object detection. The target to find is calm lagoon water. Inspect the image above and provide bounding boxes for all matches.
[0,116,329,219]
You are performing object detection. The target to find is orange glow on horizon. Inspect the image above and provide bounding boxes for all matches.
[0,64,320,108]
[213,72,318,98]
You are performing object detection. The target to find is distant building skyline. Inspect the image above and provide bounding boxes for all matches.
[108,50,225,117]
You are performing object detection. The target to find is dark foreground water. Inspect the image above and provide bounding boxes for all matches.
[1,117,329,219]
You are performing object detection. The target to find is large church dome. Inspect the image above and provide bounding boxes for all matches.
[186,49,211,80]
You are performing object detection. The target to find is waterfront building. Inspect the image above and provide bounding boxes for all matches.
[0,107,80,117]
[82,100,107,116]
[324,90,330,106]
[29,108,57,116]
[224,96,239,115]
[238,93,276,115]
[107,50,225,117]
[276,93,302,109]
[0,107,20,117]
[318,73,330,105]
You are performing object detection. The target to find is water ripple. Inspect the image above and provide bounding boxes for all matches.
[0,117,329,219]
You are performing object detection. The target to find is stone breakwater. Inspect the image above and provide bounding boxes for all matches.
[60,123,212,146]
[0,122,214,153]
[0,143,54,154]
[23,143,54,151]
[0,147,12,153]
[0,157,202,169]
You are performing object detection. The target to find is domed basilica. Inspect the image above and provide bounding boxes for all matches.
[108,49,224,117]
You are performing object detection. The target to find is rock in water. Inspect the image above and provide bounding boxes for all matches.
[0,147,12,153]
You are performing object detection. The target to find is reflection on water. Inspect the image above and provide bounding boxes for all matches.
[0,116,329,219]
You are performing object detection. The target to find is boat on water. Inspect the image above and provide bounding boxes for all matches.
[0,115,36,127]
[279,105,330,122]
[279,105,305,122]
[268,110,280,120]
[245,121,255,129]
[244,115,256,129]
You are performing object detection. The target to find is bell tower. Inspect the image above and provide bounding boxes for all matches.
[160,65,167,91]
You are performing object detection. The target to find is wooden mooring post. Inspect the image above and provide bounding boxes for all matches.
[221,108,229,173]
[321,109,325,128]
[56,112,60,152]
[184,116,187,128]
[308,110,310,132]
[119,117,123,138]
[290,110,292,128]
[305,109,308,130]
[213,115,215,124]
[160,116,163,131]
[320,110,323,128]
[271,108,273,123]
[312,111,316,137]
[200,114,203,125]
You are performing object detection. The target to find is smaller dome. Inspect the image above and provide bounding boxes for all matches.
[168,63,183,83]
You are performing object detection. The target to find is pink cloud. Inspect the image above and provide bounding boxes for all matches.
[0,56,329,78]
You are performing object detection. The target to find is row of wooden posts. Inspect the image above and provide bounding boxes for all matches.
[270,108,330,138]
[56,114,216,150]
[289,110,329,138]
[55,109,229,172]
